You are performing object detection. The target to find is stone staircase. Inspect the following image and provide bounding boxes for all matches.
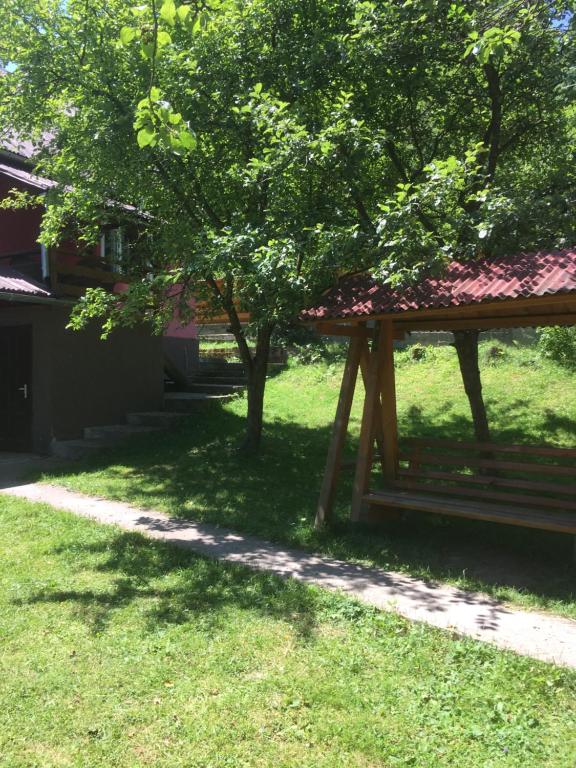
[165,359,247,405]
[51,361,248,460]
[50,411,188,460]
[187,360,247,395]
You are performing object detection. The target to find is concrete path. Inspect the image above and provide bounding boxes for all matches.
[3,482,576,669]
[0,453,63,489]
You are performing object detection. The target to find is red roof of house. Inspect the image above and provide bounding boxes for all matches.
[301,249,576,321]
[0,267,52,297]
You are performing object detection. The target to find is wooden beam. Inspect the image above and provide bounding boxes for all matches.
[396,313,576,332]
[316,321,373,338]
[315,336,362,528]
[352,323,387,521]
[378,321,399,484]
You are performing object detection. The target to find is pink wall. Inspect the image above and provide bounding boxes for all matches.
[164,286,197,339]
[0,176,43,256]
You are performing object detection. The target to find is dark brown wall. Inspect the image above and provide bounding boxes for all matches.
[50,308,164,440]
[0,300,164,452]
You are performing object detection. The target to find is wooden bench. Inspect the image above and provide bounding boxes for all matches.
[364,438,576,535]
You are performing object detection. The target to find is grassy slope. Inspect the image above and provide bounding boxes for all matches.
[44,344,576,618]
[1,496,576,768]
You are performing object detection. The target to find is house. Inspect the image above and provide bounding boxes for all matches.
[0,136,165,454]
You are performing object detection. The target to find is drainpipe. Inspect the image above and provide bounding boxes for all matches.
[40,244,49,280]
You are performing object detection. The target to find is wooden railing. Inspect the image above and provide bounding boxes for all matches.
[50,253,122,297]
[49,254,251,324]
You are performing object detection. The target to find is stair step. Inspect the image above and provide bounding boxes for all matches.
[50,439,111,460]
[197,361,246,373]
[83,424,161,441]
[190,376,247,385]
[185,383,245,395]
[127,412,189,428]
[164,391,235,412]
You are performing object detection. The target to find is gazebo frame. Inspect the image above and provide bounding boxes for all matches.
[312,290,576,532]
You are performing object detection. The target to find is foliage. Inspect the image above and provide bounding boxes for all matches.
[290,341,348,365]
[45,342,576,619]
[538,326,576,369]
[0,0,575,447]
[481,343,511,366]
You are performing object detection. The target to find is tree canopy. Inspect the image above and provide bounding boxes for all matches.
[0,0,574,449]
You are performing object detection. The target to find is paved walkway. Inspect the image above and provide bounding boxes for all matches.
[3,482,576,669]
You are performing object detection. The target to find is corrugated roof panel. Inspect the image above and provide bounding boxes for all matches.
[0,162,55,191]
[301,249,576,321]
[0,268,52,297]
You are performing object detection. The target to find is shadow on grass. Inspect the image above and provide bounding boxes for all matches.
[14,529,322,638]
[41,401,576,614]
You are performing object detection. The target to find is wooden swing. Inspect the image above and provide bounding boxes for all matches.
[302,249,576,536]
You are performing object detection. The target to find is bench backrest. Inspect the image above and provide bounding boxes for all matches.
[397,438,576,512]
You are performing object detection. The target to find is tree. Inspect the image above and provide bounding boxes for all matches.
[327,0,576,442]
[1,0,574,451]
[0,0,352,452]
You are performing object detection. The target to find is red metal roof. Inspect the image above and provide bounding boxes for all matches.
[0,267,52,297]
[301,249,576,321]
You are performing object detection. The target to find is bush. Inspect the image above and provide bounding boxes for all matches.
[537,326,576,369]
[291,341,348,365]
[481,343,509,367]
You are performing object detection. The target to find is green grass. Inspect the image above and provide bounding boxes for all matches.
[44,343,576,618]
[1,496,576,767]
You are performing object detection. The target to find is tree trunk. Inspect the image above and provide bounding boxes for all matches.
[453,330,491,444]
[239,324,272,455]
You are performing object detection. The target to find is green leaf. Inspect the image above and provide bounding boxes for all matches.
[253,82,263,95]
[120,26,137,45]
[157,29,172,47]
[160,0,176,26]
[177,5,191,22]
[179,129,197,150]
[137,127,156,148]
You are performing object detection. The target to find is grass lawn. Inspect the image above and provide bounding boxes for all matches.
[43,343,576,618]
[1,496,576,767]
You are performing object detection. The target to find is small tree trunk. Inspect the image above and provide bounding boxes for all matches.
[239,324,272,455]
[453,330,491,444]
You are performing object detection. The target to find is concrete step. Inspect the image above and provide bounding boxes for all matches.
[164,391,236,412]
[83,424,161,441]
[50,439,111,460]
[191,376,247,386]
[197,361,246,374]
[127,412,190,428]
[185,383,245,395]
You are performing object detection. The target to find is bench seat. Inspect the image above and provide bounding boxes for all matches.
[364,489,576,534]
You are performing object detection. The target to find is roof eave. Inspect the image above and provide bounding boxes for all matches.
[0,291,74,306]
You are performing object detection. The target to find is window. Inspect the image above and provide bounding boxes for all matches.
[100,227,128,272]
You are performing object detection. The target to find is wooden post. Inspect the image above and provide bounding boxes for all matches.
[379,320,399,485]
[351,322,387,521]
[315,335,362,528]
[360,338,386,474]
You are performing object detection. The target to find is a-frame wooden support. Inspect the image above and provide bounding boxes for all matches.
[315,334,363,528]
[352,320,398,521]
[315,320,400,528]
